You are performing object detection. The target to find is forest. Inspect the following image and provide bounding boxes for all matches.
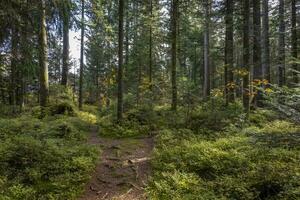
[0,0,300,199]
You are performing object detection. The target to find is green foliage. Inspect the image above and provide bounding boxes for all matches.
[188,101,245,133]
[263,86,300,123]
[0,85,100,199]
[148,107,300,200]
[99,105,159,138]
[49,102,75,116]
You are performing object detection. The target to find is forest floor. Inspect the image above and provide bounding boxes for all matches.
[79,126,154,200]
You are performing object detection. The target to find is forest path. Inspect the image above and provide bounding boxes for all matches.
[79,126,154,200]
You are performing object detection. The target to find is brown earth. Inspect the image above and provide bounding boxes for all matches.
[79,127,154,200]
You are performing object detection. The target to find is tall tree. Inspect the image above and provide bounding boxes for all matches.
[278,0,285,87]
[203,0,210,98]
[262,0,270,82]
[61,0,71,86]
[79,0,85,110]
[10,25,19,112]
[117,0,124,121]
[39,0,49,107]
[149,0,153,92]
[225,0,234,103]
[243,0,250,113]
[253,0,262,105]
[171,0,178,111]
[291,0,298,84]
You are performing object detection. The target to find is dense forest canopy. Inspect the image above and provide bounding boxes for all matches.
[0,0,299,199]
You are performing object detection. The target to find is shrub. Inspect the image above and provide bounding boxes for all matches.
[149,127,300,200]
[188,101,244,132]
[49,102,75,116]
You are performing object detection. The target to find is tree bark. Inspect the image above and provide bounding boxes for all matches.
[253,0,262,106]
[39,0,49,107]
[117,0,124,121]
[79,0,85,110]
[203,0,210,98]
[10,25,18,112]
[291,0,298,84]
[61,3,70,86]
[149,0,153,92]
[262,0,270,82]
[171,0,178,111]
[278,0,285,87]
[243,0,250,114]
[225,0,234,104]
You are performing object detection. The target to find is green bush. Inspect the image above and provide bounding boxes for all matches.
[0,113,99,199]
[148,126,300,200]
[188,101,244,132]
[49,102,75,116]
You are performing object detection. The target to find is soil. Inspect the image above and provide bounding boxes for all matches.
[79,126,154,200]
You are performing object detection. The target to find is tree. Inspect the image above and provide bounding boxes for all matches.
[171,0,178,111]
[61,0,71,86]
[278,0,285,87]
[262,0,270,82]
[203,0,210,98]
[79,0,85,110]
[117,0,124,121]
[243,0,250,114]
[253,0,262,105]
[291,0,298,84]
[10,24,19,112]
[149,0,153,92]
[39,0,49,107]
[225,0,234,104]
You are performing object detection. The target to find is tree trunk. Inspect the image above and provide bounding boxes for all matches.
[117,0,124,121]
[171,0,178,111]
[149,0,153,92]
[291,0,298,84]
[225,0,234,104]
[79,0,85,110]
[278,0,285,87]
[243,0,250,114]
[262,0,270,82]
[203,0,210,98]
[125,0,129,68]
[61,4,70,86]
[39,0,49,107]
[10,25,18,112]
[253,0,262,105]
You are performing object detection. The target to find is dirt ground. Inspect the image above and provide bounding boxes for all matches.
[79,127,154,200]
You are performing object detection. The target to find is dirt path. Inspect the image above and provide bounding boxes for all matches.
[79,127,154,200]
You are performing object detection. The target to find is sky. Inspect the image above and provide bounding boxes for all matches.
[69,30,81,61]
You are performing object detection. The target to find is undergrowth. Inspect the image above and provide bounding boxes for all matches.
[146,100,300,200]
[0,85,100,200]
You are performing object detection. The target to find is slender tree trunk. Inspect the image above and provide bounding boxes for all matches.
[253,0,262,106]
[10,25,18,112]
[262,0,270,82]
[171,0,178,111]
[243,0,250,114]
[117,0,124,121]
[79,0,85,110]
[192,44,197,84]
[149,0,153,92]
[291,0,298,84]
[278,0,285,87]
[61,5,70,86]
[39,0,49,107]
[203,0,210,98]
[125,0,129,68]
[20,18,30,111]
[225,0,234,104]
